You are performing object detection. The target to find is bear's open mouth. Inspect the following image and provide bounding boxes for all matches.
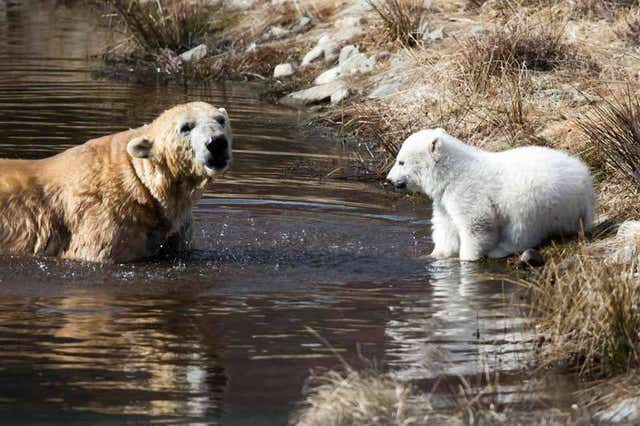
[205,157,230,172]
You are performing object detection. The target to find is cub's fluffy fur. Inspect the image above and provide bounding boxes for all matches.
[386,129,594,261]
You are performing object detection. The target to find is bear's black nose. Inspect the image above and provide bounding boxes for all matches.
[206,135,228,155]
[394,181,407,190]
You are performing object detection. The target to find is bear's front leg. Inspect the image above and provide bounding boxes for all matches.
[454,214,500,262]
[429,204,459,258]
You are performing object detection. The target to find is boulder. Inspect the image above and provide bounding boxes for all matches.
[368,81,404,99]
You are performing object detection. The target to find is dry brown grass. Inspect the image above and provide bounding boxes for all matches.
[578,88,640,188]
[460,16,588,89]
[368,0,427,47]
[526,255,640,378]
[106,0,218,53]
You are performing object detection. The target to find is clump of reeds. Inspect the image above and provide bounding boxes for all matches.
[578,88,640,189]
[526,255,640,378]
[368,0,426,47]
[106,0,217,53]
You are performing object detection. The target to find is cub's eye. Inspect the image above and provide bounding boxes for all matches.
[215,116,226,127]
[398,161,405,166]
[180,122,195,134]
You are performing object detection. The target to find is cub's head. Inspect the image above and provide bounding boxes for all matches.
[386,128,448,196]
[127,101,232,179]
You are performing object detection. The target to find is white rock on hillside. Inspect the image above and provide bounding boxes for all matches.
[274,63,295,78]
[280,80,349,107]
[179,44,208,64]
[302,34,339,66]
[313,49,377,85]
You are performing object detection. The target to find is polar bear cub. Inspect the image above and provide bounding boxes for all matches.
[386,129,595,261]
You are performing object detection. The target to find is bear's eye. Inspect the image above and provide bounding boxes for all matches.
[215,116,226,127]
[398,161,405,166]
[180,122,195,134]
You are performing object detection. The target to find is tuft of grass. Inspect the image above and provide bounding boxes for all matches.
[526,255,640,378]
[578,88,640,188]
[615,7,640,45]
[368,0,426,47]
[106,0,217,53]
[461,16,587,89]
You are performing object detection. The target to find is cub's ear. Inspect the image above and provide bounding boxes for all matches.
[429,137,441,157]
[218,107,229,120]
[127,136,154,159]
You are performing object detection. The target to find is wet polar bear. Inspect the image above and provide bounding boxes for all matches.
[0,102,232,263]
[386,129,594,261]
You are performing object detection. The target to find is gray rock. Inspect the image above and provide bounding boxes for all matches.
[273,63,295,78]
[330,86,350,104]
[314,66,341,85]
[518,249,545,268]
[427,27,445,42]
[179,44,208,64]
[280,80,348,107]
[595,398,640,423]
[292,16,312,33]
[339,45,358,65]
[368,81,403,99]
[314,51,377,85]
[302,34,339,66]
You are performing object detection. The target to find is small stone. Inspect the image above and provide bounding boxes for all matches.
[292,16,312,33]
[427,27,445,42]
[273,63,295,79]
[518,249,545,268]
[179,44,208,64]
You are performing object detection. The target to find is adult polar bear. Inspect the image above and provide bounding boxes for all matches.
[0,101,231,263]
[386,129,594,261]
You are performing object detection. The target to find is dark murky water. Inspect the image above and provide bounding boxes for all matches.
[0,1,576,424]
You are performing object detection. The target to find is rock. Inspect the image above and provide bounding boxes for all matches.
[314,66,341,85]
[261,25,290,42]
[339,45,358,65]
[302,34,339,66]
[280,80,349,107]
[368,81,404,99]
[427,27,445,42]
[292,16,312,33]
[606,220,640,264]
[313,51,377,85]
[341,52,376,74]
[179,44,208,64]
[330,87,350,104]
[224,0,257,9]
[273,63,295,79]
[518,249,545,268]
[594,398,640,423]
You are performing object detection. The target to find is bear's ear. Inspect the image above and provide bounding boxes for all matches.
[429,137,442,157]
[127,136,154,159]
[218,107,229,119]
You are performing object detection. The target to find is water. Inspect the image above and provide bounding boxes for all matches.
[0,1,576,424]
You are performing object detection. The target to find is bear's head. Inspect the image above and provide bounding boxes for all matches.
[127,102,232,180]
[386,128,450,197]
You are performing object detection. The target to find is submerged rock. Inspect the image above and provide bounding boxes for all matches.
[179,44,208,64]
[280,80,349,107]
[273,63,295,79]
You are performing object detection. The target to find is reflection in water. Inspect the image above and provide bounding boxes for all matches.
[0,0,577,424]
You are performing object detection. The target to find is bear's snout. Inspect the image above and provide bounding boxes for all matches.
[205,134,230,170]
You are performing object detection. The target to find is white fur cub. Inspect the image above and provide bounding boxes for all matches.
[386,129,595,261]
